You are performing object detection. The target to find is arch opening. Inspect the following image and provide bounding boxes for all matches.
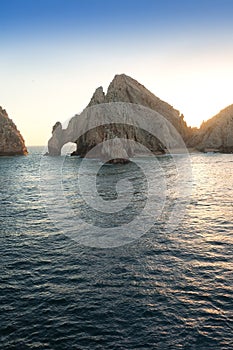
[61,142,77,156]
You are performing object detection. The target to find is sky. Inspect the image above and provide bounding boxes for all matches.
[0,0,233,146]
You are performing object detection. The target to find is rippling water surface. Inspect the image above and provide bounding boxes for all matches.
[0,147,233,349]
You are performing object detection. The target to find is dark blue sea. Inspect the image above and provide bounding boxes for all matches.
[0,147,233,349]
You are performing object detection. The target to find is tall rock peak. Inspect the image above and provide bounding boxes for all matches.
[0,106,27,156]
[109,73,146,89]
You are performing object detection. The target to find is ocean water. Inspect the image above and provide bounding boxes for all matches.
[0,147,233,349]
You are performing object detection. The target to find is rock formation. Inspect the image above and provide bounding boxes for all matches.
[87,74,192,142]
[48,74,233,157]
[190,104,233,153]
[101,136,130,164]
[0,106,27,156]
[48,74,191,159]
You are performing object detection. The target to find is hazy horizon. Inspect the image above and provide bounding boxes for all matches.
[1,0,233,146]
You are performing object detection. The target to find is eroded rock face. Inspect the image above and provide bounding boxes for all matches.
[0,107,27,156]
[88,74,191,141]
[192,105,233,153]
[48,74,190,159]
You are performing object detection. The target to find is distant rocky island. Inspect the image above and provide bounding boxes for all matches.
[47,74,233,159]
[0,107,27,156]
[48,74,192,160]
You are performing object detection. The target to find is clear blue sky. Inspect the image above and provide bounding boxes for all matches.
[1,0,233,145]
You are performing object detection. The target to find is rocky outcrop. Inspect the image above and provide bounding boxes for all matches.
[48,74,190,159]
[88,86,105,106]
[0,107,27,156]
[88,74,191,142]
[102,136,130,164]
[191,105,233,153]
